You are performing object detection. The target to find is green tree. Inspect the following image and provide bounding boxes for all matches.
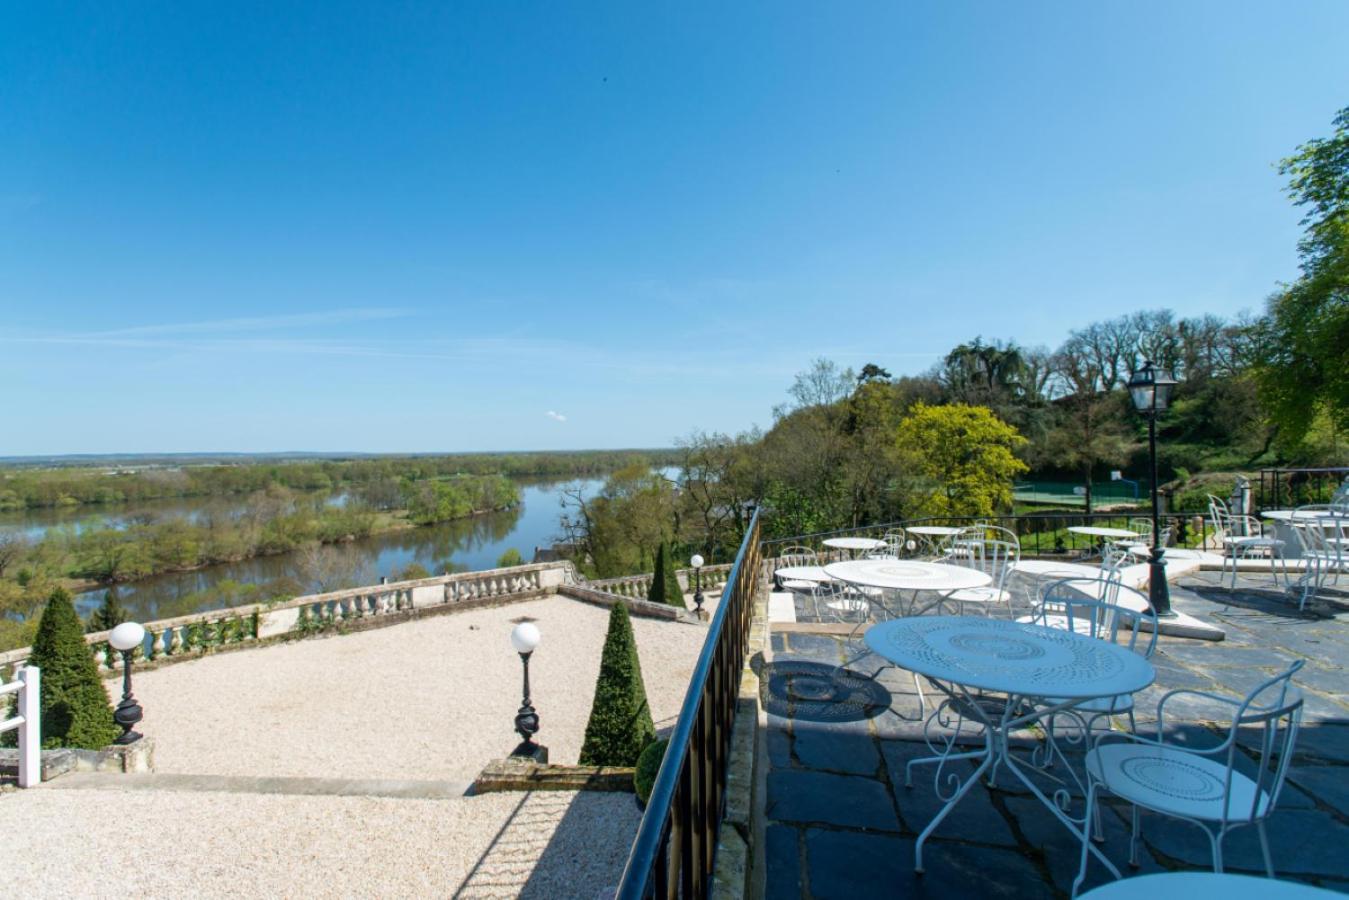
[496,547,524,567]
[894,403,1029,517]
[86,589,128,633]
[1255,107,1349,448]
[27,588,119,748]
[396,562,431,581]
[646,543,684,608]
[579,602,656,767]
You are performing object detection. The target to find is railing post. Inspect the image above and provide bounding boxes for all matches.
[17,665,40,788]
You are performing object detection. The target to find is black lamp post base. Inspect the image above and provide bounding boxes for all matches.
[510,742,549,763]
[1148,557,1176,619]
[113,729,143,745]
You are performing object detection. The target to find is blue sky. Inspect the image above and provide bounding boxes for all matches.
[2,2,1345,455]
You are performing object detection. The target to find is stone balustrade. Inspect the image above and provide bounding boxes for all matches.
[0,561,579,679]
[584,563,733,601]
[0,559,732,679]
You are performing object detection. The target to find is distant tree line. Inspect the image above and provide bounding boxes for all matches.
[0,449,675,512]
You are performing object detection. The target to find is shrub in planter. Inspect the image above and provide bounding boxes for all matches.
[634,737,669,808]
[579,602,656,766]
[29,588,120,749]
[647,544,685,608]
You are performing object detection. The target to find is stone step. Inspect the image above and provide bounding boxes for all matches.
[43,772,474,799]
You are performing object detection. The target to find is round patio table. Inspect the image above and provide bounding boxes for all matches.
[1067,526,1139,539]
[773,565,832,584]
[824,559,990,592]
[864,616,1155,876]
[1081,872,1337,899]
[822,536,888,558]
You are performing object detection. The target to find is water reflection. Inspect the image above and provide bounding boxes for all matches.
[54,478,600,622]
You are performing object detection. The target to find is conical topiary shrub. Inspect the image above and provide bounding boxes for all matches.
[87,589,127,633]
[647,543,686,608]
[579,602,657,767]
[28,588,119,749]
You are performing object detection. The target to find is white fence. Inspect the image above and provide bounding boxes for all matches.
[0,666,40,787]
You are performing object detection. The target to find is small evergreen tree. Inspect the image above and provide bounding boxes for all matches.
[496,547,524,567]
[579,602,656,766]
[647,544,686,608]
[28,588,120,749]
[87,589,127,633]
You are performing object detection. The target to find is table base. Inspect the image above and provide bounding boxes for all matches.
[902,680,1121,880]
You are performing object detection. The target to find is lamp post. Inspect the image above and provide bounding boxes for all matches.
[690,554,707,620]
[1127,360,1179,618]
[509,622,547,763]
[107,622,146,744]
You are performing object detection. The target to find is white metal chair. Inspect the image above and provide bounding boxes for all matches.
[1209,498,1285,588]
[775,546,819,592]
[879,528,910,559]
[1073,661,1305,897]
[935,534,1020,617]
[1287,510,1346,608]
[1029,580,1158,743]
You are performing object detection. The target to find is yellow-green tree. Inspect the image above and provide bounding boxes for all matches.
[894,403,1028,517]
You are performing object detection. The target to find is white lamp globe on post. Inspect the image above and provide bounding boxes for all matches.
[107,621,147,744]
[1126,360,1180,618]
[509,622,546,762]
[690,554,707,619]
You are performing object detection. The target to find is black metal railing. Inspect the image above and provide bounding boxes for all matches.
[615,508,763,900]
[761,510,1214,558]
[1258,467,1349,511]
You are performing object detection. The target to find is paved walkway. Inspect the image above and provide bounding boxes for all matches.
[761,573,1349,898]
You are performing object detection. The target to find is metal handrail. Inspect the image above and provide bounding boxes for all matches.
[761,510,1211,557]
[614,508,762,899]
[1258,467,1349,511]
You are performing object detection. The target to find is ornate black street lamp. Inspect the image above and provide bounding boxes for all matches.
[108,622,146,744]
[690,553,706,620]
[509,622,547,763]
[1127,360,1179,618]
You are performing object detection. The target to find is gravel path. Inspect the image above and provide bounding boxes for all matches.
[0,785,641,898]
[114,594,709,780]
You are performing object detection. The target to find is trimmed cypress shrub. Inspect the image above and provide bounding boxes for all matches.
[28,588,120,749]
[647,543,686,608]
[634,737,669,807]
[87,589,127,633]
[579,602,657,767]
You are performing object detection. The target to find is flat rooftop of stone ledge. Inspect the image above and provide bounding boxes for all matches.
[113,592,711,781]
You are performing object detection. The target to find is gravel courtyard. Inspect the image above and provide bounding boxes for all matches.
[118,593,709,780]
[0,786,642,898]
[1,592,711,897]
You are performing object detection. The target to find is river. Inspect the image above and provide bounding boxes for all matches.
[0,477,603,623]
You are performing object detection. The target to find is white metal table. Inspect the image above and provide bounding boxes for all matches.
[822,536,888,558]
[1080,872,1337,899]
[773,565,832,583]
[824,559,990,616]
[864,616,1155,875]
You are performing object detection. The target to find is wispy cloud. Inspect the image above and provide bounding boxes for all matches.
[76,308,413,339]
[545,410,567,422]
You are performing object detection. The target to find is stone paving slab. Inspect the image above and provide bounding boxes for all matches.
[761,574,1349,898]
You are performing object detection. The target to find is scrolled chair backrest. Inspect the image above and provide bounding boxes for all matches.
[1036,578,1156,658]
[776,545,817,570]
[1225,660,1305,823]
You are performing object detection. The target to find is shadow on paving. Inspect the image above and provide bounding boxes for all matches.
[764,626,1349,899]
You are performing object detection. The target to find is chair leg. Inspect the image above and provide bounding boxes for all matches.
[1258,821,1275,878]
[1074,783,1100,898]
[1129,806,1141,868]
[1211,828,1224,874]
